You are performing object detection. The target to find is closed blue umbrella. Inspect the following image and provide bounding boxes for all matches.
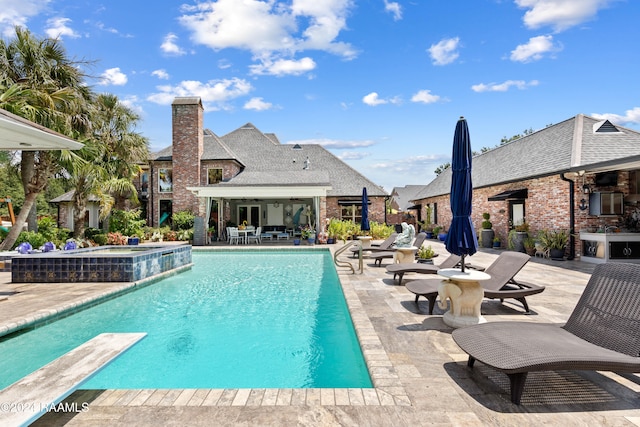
[361,187,370,233]
[445,117,478,272]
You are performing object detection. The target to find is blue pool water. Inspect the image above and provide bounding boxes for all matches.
[0,250,372,389]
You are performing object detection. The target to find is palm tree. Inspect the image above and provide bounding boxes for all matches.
[0,27,91,250]
[66,94,149,238]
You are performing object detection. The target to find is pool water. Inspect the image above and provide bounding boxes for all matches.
[0,250,372,389]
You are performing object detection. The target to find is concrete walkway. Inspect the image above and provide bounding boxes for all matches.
[1,241,639,426]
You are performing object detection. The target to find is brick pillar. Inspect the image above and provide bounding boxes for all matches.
[171,97,203,215]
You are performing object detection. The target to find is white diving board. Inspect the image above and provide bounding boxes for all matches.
[0,332,146,426]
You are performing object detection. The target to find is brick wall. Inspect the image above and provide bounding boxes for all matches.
[171,99,203,216]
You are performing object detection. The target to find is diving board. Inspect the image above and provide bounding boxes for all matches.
[0,332,146,426]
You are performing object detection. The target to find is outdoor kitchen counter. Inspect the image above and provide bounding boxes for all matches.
[579,232,640,264]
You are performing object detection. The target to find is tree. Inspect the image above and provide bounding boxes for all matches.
[66,94,149,238]
[0,27,91,250]
[434,162,450,175]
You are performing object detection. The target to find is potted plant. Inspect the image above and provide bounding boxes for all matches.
[523,236,536,256]
[540,229,568,260]
[480,212,494,248]
[417,245,436,264]
[436,227,447,241]
[508,221,529,252]
[208,225,217,242]
[493,236,501,248]
[326,219,340,244]
[432,225,443,240]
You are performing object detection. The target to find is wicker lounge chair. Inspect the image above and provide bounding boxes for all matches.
[369,233,428,266]
[350,232,398,257]
[480,251,544,313]
[405,251,543,313]
[452,262,640,405]
[386,254,462,285]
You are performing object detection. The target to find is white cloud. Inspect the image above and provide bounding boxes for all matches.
[249,57,316,76]
[363,92,386,106]
[370,154,446,174]
[411,90,441,104]
[119,95,144,115]
[151,69,170,80]
[516,0,615,32]
[161,33,186,56]
[510,35,561,62]
[243,97,274,111]
[362,92,401,106]
[338,151,371,160]
[45,17,80,39]
[147,78,254,110]
[99,67,128,86]
[384,0,402,21]
[287,138,376,149]
[591,107,640,126]
[428,37,460,66]
[471,80,539,92]
[178,0,357,76]
[0,1,49,36]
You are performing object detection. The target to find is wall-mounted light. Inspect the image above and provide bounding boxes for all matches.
[582,183,591,194]
[579,198,588,211]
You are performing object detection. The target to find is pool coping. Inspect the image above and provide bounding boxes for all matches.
[1,246,412,408]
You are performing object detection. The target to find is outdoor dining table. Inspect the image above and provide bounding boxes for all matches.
[237,227,255,244]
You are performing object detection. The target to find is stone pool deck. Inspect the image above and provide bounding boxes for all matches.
[1,241,639,426]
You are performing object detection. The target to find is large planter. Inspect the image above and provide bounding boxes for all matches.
[425,231,434,239]
[127,237,139,246]
[293,238,301,245]
[438,232,447,241]
[549,248,565,260]
[511,232,527,253]
[480,229,494,248]
[417,258,434,264]
[327,238,335,244]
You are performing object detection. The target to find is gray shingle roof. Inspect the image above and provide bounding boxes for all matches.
[413,114,640,200]
[152,122,387,196]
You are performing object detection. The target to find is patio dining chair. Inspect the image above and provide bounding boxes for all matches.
[228,227,242,245]
[247,226,262,244]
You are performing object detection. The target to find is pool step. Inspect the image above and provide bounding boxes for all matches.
[0,332,146,427]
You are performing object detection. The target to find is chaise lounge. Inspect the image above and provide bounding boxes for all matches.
[369,233,428,267]
[405,251,544,314]
[386,254,462,285]
[452,262,640,405]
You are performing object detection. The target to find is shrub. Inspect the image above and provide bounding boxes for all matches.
[109,209,146,237]
[481,213,492,229]
[84,227,103,241]
[107,232,128,245]
[172,210,195,231]
[37,216,58,242]
[14,231,47,250]
[93,234,108,246]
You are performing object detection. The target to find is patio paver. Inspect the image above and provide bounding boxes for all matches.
[1,240,639,426]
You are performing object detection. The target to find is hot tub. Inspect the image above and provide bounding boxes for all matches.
[11,244,192,283]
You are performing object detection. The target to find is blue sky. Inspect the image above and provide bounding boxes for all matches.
[2,0,639,192]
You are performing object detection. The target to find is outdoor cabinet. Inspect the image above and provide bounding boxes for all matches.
[609,241,640,259]
[589,192,624,216]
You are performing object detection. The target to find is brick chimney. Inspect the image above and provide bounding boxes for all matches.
[171,97,203,215]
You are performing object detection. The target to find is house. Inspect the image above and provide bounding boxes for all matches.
[137,97,387,240]
[49,191,101,231]
[388,185,426,229]
[411,114,640,259]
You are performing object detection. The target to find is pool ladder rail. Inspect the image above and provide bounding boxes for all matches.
[333,240,364,274]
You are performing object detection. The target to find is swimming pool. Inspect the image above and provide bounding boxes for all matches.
[0,250,372,389]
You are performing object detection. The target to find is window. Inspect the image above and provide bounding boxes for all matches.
[208,168,223,185]
[158,168,173,193]
[341,204,363,223]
